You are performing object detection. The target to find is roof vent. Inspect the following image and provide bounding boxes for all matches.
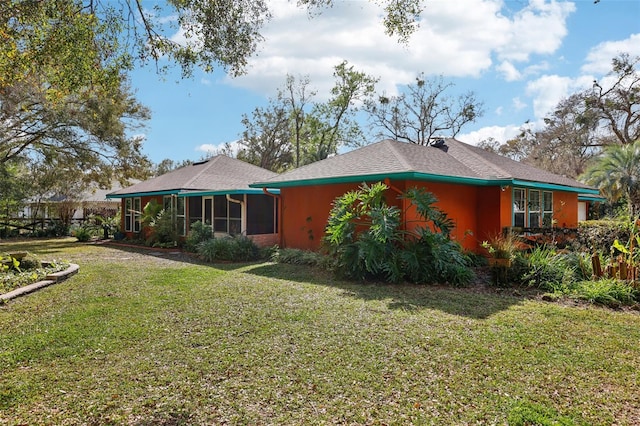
[430,138,448,152]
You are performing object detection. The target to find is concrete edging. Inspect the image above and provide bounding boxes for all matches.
[0,263,79,302]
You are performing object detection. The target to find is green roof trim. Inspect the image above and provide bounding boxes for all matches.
[250,172,596,194]
[178,188,280,197]
[578,194,607,202]
[250,172,506,189]
[106,189,182,199]
[107,188,280,199]
[510,179,598,194]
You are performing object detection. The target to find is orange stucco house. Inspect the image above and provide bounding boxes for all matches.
[251,138,600,252]
[107,155,280,247]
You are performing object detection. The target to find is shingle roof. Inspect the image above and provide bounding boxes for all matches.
[108,155,278,197]
[252,138,595,191]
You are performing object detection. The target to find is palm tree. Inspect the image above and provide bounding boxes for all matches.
[581,140,640,218]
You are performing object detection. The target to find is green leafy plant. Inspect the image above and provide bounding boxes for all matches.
[73,226,93,242]
[184,221,212,252]
[146,209,180,247]
[324,182,473,285]
[273,248,326,266]
[197,235,259,262]
[481,232,521,260]
[521,245,574,291]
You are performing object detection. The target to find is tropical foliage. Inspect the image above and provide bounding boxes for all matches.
[324,182,473,285]
[581,139,640,219]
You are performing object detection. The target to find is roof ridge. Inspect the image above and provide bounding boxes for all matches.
[449,139,511,178]
[183,156,222,187]
[386,140,415,171]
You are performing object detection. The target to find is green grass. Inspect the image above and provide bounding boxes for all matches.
[1,238,639,424]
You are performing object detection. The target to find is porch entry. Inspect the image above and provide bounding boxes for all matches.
[202,195,244,235]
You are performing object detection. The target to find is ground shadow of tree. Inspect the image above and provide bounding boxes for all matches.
[240,262,531,320]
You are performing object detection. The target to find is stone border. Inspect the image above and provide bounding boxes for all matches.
[0,263,79,302]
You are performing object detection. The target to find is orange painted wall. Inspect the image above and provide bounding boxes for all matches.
[476,186,506,245]
[280,180,505,252]
[553,192,579,228]
[280,183,363,250]
[403,180,479,251]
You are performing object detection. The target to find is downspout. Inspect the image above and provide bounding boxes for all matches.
[226,194,246,235]
[262,188,283,247]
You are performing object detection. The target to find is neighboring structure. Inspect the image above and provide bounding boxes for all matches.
[21,182,131,223]
[107,156,280,247]
[250,138,600,252]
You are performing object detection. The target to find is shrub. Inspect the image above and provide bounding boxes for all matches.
[521,246,573,291]
[74,226,93,242]
[575,220,630,253]
[184,221,212,252]
[571,278,639,307]
[146,209,179,247]
[197,235,259,262]
[324,183,473,285]
[18,253,41,270]
[273,248,325,266]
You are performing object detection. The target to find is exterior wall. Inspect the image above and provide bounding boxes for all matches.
[248,233,280,247]
[281,180,495,253]
[553,192,579,228]
[476,186,506,247]
[280,183,361,250]
[404,180,480,251]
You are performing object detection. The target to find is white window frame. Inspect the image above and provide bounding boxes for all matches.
[124,197,141,232]
[513,188,553,228]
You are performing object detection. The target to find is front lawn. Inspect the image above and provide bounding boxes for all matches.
[1,239,639,425]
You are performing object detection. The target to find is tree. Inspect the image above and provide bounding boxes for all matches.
[483,54,637,179]
[238,99,293,172]
[581,140,640,219]
[525,94,601,178]
[366,75,483,145]
[154,159,194,176]
[238,61,377,171]
[299,61,378,163]
[1,0,152,188]
[587,54,640,146]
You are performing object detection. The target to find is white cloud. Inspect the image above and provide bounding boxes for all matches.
[495,106,503,116]
[582,33,640,75]
[497,61,522,81]
[219,0,575,98]
[512,97,527,111]
[458,124,523,146]
[195,140,242,157]
[200,78,211,86]
[525,74,573,120]
[496,0,574,62]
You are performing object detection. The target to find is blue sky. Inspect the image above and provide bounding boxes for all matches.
[129,0,640,164]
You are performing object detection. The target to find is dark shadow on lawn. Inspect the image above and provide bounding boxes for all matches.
[241,262,531,320]
[0,237,79,256]
[90,241,257,271]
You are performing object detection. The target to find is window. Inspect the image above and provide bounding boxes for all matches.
[162,195,186,236]
[513,189,526,227]
[188,196,202,228]
[124,197,141,232]
[513,188,553,228]
[206,195,243,235]
[246,194,277,235]
[542,192,553,227]
[528,190,540,228]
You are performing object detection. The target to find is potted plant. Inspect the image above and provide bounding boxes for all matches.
[482,232,520,268]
